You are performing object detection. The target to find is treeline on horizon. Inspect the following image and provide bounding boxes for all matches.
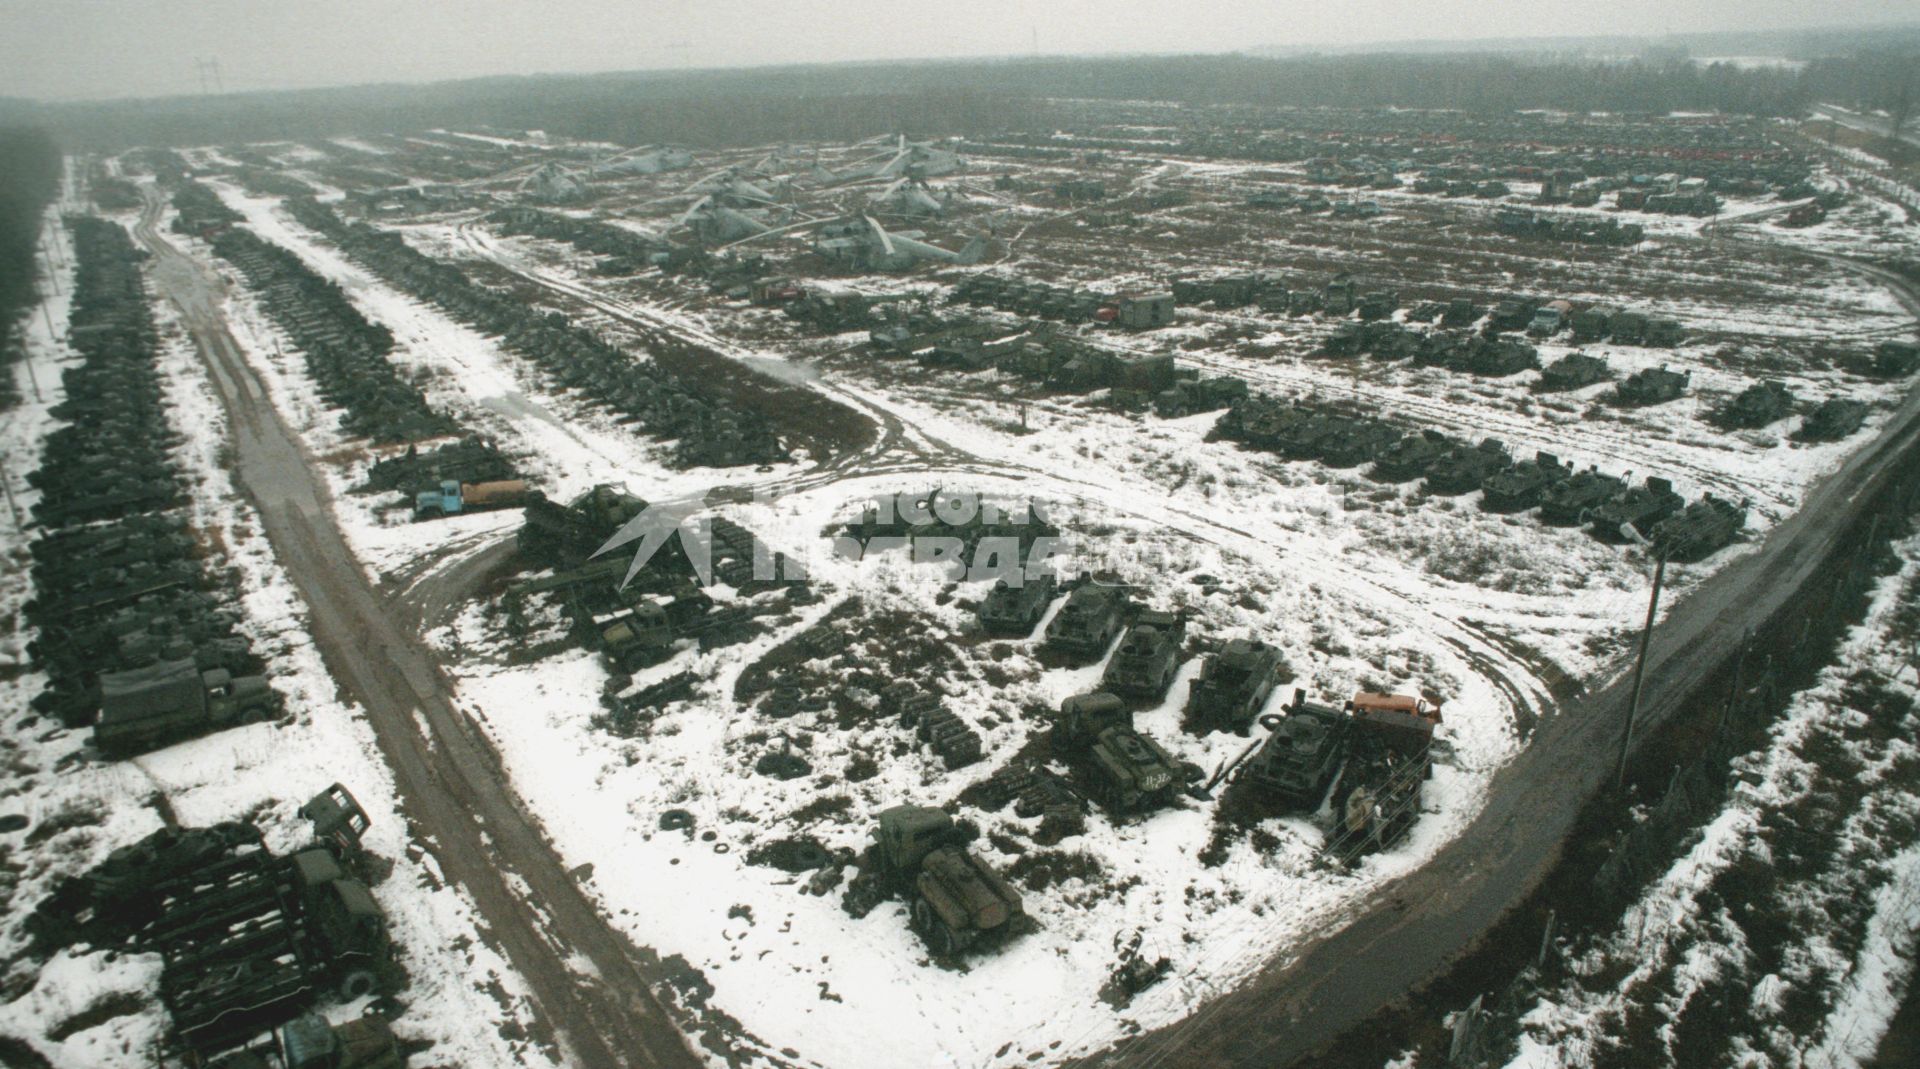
[0,128,61,408]
[8,47,1917,152]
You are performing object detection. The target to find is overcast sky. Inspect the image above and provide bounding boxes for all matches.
[0,0,1909,101]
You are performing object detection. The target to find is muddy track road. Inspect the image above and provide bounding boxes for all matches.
[132,190,704,1069]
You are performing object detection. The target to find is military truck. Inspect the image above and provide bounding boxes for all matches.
[1154,376,1247,418]
[1486,297,1541,334]
[1101,610,1187,699]
[208,1013,404,1069]
[1571,305,1619,343]
[93,658,278,757]
[1479,452,1570,513]
[1243,691,1349,811]
[858,805,1024,957]
[412,479,531,520]
[1044,583,1130,659]
[1536,353,1613,393]
[1330,693,1438,857]
[1526,300,1573,338]
[151,844,392,1052]
[1467,338,1540,377]
[1052,691,1131,753]
[1609,310,1649,346]
[1716,380,1794,429]
[978,571,1059,635]
[1588,476,1685,542]
[1651,496,1746,561]
[1611,366,1690,407]
[1539,468,1628,526]
[1796,398,1868,442]
[1185,639,1286,735]
[1644,318,1685,347]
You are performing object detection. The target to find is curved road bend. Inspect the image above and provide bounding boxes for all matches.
[1075,252,1920,1067]
[131,192,705,1069]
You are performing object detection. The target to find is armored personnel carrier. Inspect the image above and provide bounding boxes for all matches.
[1536,353,1613,392]
[1612,366,1690,407]
[1101,611,1187,698]
[1243,690,1348,811]
[1372,430,1457,483]
[1796,398,1868,442]
[1086,728,1190,814]
[1424,438,1512,496]
[1185,639,1286,735]
[1588,476,1685,542]
[1651,495,1746,561]
[1320,419,1402,469]
[1873,340,1919,377]
[1479,452,1571,513]
[1467,338,1540,378]
[1539,468,1629,526]
[855,805,1025,957]
[978,572,1059,635]
[1716,380,1794,429]
[1321,322,1366,357]
[1045,583,1131,659]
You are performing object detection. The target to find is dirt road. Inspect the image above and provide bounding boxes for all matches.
[132,191,705,1069]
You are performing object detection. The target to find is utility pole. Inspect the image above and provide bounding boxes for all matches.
[0,454,20,534]
[1618,549,1668,791]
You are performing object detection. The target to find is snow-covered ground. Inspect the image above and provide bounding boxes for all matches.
[0,202,552,1069]
[1496,530,1920,1069]
[39,122,1913,1069]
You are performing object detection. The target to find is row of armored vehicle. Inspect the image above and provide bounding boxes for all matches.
[952,272,1178,330]
[1212,396,1746,559]
[25,217,278,749]
[284,195,785,468]
[210,221,459,444]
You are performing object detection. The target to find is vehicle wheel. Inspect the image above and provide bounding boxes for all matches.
[239,704,271,725]
[928,919,962,958]
[338,967,379,1001]
[910,896,936,934]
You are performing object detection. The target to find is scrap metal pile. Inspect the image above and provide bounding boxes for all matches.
[26,785,407,1066]
[25,217,274,750]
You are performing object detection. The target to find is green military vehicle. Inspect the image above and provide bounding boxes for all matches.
[978,571,1060,635]
[1101,610,1187,699]
[1424,438,1512,496]
[1243,691,1349,811]
[210,1013,405,1069]
[1651,496,1746,561]
[1373,430,1457,483]
[1086,728,1190,814]
[856,806,1025,957]
[1535,353,1613,392]
[1044,583,1131,660]
[1480,452,1571,513]
[1570,304,1619,343]
[1321,419,1403,469]
[1796,397,1869,442]
[1052,691,1131,753]
[1873,340,1919,377]
[93,658,279,757]
[1185,638,1286,735]
[1611,366,1690,407]
[1588,476,1685,543]
[1539,468,1629,526]
[1716,380,1794,429]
